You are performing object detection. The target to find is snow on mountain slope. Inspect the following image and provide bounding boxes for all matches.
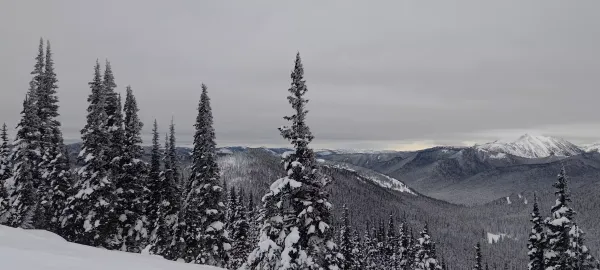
[581,143,600,153]
[476,134,582,158]
[320,160,416,195]
[0,225,223,270]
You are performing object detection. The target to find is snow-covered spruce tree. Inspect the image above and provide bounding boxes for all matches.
[527,194,545,270]
[544,167,577,269]
[37,40,72,233]
[412,224,442,270]
[167,119,182,193]
[350,229,363,270]
[399,222,411,270]
[386,213,398,269]
[113,86,149,252]
[0,123,12,221]
[226,186,238,231]
[60,61,117,247]
[149,131,181,260]
[339,204,354,270]
[229,188,252,270]
[5,96,42,228]
[363,223,378,270]
[241,53,342,270]
[177,83,230,266]
[473,242,482,270]
[147,120,161,233]
[569,223,599,269]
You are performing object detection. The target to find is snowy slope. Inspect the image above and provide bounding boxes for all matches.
[0,225,224,270]
[476,134,582,158]
[581,143,600,153]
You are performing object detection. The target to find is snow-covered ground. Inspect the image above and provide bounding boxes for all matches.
[0,225,224,270]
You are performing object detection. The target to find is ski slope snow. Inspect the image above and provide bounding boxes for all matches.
[0,225,224,270]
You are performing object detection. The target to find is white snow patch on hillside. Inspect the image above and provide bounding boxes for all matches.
[323,163,416,195]
[487,232,517,244]
[489,152,507,159]
[506,197,511,204]
[0,225,223,270]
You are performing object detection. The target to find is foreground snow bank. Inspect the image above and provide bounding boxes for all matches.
[0,225,224,270]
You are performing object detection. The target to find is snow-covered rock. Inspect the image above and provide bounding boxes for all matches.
[476,134,582,158]
[0,225,224,270]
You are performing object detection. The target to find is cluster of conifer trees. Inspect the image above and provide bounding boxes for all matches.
[0,39,599,270]
[526,168,599,270]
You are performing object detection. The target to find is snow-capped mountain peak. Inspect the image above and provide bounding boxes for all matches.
[476,134,582,158]
[581,143,600,153]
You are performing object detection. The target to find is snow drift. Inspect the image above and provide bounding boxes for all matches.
[0,225,224,270]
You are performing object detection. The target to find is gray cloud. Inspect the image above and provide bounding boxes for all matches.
[1,1,600,150]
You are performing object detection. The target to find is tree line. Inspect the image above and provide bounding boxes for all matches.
[0,38,599,270]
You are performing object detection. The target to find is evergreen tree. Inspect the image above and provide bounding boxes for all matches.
[363,223,378,270]
[0,123,12,222]
[37,40,71,233]
[149,131,181,260]
[399,222,411,270]
[473,243,482,270]
[386,213,398,268]
[5,96,42,228]
[350,229,363,270]
[229,188,252,269]
[113,86,149,252]
[60,61,117,247]
[528,194,545,270]
[167,119,182,193]
[569,223,599,269]
[413,224,442,270]
[339,205,354,270]
[177,84,229,266]
[242,53,342,270]
[147,120,161,232]
[545,167,576,269]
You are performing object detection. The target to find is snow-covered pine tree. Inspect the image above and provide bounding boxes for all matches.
[473,242,482,270]
[386,213,398,269]
[399,222,411,270]
[113,86,149,252]
[226,186,238,231]
[363,223,378,270]
[60,61,117,247]
[350,229,363,270]
[102,61,124,176]
[544,167,577,269]
[246,193,260,245]
[166,118,182,194]
[149,131,181,260]
[147,120,161,234]
[229,188,252,269]
[0,123,12,221]
[5,96,42,228]
[412,224,442,270]
[241,53,342,270]
[527,194,545,270]
[339,204,354,270]
[177,84,229,266]
[37,40,72,233]
[569,223,599,269]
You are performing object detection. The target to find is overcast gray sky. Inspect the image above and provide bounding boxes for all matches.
[1,1,600,150]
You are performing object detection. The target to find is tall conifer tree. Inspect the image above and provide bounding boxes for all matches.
[114,86,149,252]
[61,61,116,247]
[527,194,545,270]
[545,167,576,269]
[177,84,230,266]
[0,123,12,221]
[242,53,342,270]
[5,96,42,228]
